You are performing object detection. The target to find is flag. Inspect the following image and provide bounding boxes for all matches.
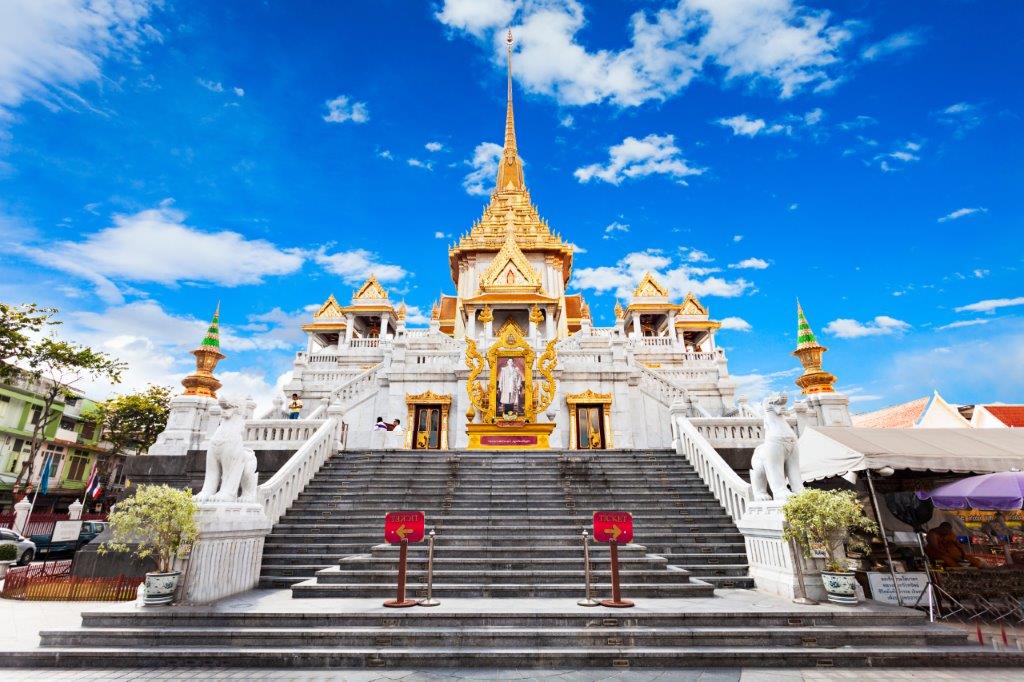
[39,454,53,496]
[84,466,99,499]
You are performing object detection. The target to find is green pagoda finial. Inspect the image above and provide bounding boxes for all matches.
[795,299,818,350]
[200,302,221,349]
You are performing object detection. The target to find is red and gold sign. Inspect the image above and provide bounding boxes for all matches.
[593,511,633,544]
[384,511,425,544]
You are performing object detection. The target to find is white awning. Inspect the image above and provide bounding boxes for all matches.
[798,426,1024,482]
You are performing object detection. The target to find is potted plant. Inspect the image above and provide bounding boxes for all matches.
[0,543,17,579]
[783,488,878,605]
[100,484,198,605]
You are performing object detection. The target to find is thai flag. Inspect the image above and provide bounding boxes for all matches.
[84,466,102,500]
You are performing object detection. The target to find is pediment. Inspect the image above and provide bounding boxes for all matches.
[478,223,544,294]
[313,294,345,320]
[680,292,708,317]
[353,274,389,301]
[633,272,669,299]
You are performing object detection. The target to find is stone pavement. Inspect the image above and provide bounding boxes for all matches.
[11,667,1024,680]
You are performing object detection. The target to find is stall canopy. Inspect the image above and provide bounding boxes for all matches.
[799,427,1024,482]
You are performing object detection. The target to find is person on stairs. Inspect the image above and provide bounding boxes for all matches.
[288,393,303,420]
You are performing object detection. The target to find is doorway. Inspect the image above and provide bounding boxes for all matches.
[413,405,443,450]
[575,405,606,450]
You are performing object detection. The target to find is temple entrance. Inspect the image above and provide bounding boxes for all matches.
[575,405,606,450]
[413,405,443,450]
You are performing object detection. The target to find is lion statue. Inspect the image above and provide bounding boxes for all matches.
[749,393,804,502]
[196,399,258,503]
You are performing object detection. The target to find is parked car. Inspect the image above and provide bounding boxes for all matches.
[31,520,109,559]
[0,527,37,565]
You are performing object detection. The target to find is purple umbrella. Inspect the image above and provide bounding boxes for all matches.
[918,471,1024,511]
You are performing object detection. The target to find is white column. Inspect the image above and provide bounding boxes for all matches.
[13,498,31,535]
[344,314,355,345]
[68,498,83,520]
[632,314,641,339]
[528,316,538,340]
[545,308,554,339]
[668,314,678,344]
[467,308,476,339]
[380,312,391,339]
[484,319,493,339]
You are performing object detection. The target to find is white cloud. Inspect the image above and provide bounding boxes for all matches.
[824,315,911,338]
[0,0,161,122]
[720,316,752,331]
[602,221,630,240]
[729,257,769,270]
[407,158,434,170]
[435,0,851,106]
[571,248,752,300]
[732,234,743,242]
[434,231,452,240]
[684,248,712,263]
[937,319,991,331]
[954,297,1024,314]
[559,113,574,128]
[804,107,824,125]
[861,30,924,61]
[425,141,444,152]
[575,134,703,186]
[402,305,432,326]
[718,109,823,138]
[377,149,394,160]
[197,78,223,93]
[731,368,801,403]
[462,141,503,195]
[233,86,245,97]
[323,95,369,123]
[934,102,983,138]
[13,202,304,301]
[717,114,766,137]
[937,207,986,223]
[312,248,406,285]
[566,242,587,254]
[876,141,922,172]
[788,203,799,210]
[973,269,989,279]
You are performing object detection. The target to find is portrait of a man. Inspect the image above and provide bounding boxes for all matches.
[497,356,526,417]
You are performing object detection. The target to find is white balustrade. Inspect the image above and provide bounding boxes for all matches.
[349,338,380,348]
[331,363,381,409]
[637,364,688,406]
[257,418,339,525]
[671,406,753,523]
[638,336,674,347]
[307,353,340,364]
[244,419,326,449]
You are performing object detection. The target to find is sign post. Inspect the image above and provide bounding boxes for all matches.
[593,511,634,608]
[418,529,440,607]
[577,530,599,607]
[383,511,425,608]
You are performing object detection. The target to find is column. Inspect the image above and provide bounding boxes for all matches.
[380,312,391,339]
[467,307,477,339]
[632,314,641,339]
[528,317,538,340]
[344,313,355,346]
[484,319,493,339]
[545,307,554,339]
[68,498,83,520]
[668,313,678,345]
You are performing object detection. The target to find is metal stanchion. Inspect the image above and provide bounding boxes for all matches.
[383,539,417,608]
[600,540,634,608]
[419,529,440,606]
[577,530,599,606]
[865,469,904,607]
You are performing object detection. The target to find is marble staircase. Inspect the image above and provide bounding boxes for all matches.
[263,449,750,597]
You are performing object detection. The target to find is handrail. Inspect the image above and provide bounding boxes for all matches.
[244,419,325,446]
[672,409,752,523]
[636,364,688,406]
[330,362,380,407]
[257,417,338,525]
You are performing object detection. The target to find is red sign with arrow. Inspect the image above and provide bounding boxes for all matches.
[385,511,425,544]
[593,511,633,544]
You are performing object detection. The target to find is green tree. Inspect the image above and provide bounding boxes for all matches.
[12,337,126,491]
[0,302,58,380]
[100,484,198,573]
[84,385,172,479]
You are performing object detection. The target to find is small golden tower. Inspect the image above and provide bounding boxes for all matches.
[792,300,836,395]
[182,304,226,398]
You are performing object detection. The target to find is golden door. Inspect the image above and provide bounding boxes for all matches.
[413,406,442,450]
[575,405,605,450]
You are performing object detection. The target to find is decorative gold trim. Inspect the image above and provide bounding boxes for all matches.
[478,305,493,323]
[313,294,345,319]
[565,391,613,450]
[675,320,721,330]
[679,291,708,316]
[405,391,452,450]
[633,272,669,298]
[396,303,407,321]
[353,274,389,300]
[476,221,545,295]
[528,304,543,324]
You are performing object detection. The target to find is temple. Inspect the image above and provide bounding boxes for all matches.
[281,35,766,451]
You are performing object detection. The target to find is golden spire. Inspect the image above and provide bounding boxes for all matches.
[792,300,836,395]
[495,29,525,193]
[182,303,226,398]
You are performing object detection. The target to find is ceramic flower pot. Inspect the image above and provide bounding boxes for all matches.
[0,560,13,579]
[820,570,858,605]
[143,570,181,606]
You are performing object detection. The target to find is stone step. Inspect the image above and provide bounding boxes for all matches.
[312,567,694,586]
[290,581,716,599]
[39,625,968,649]
[20,645,1021,669]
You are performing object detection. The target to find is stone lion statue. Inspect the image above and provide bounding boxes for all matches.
[196,399,258,503]
[749,393,804,502]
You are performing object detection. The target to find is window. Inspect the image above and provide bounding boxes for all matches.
[64,396,78,406]
[60,417,76,431]
[66,454,89,481]
[12,438,24,453]
[30,407,41,424]
[0,395,10,402]
[80,422,96,440]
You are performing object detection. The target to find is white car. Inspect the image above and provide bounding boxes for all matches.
[0,527,36,565]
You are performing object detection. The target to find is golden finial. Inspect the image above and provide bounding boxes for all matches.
[478,305,493,323]
[496,27,525,193]
[396,302,407,321]
[581,301,591,320]
[430,301,440,321]
[182,303,226,398]
[529,304,543,324]
[614,301,624,319]
[792,300,836,395]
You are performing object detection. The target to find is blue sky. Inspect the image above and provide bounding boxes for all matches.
[0,0,1021,412]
